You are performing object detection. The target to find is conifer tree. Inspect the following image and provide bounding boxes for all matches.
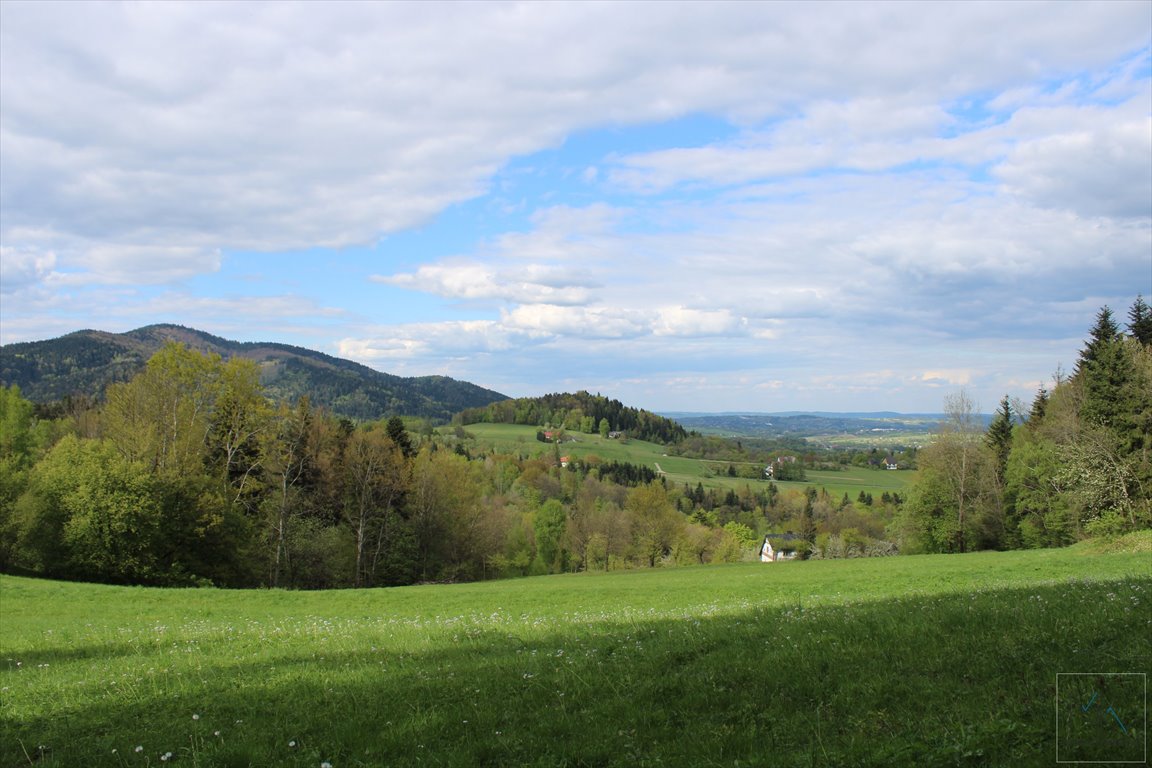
[1027,386,1048,425]
[1076,306,1121,375]
[385,415,415,458]
[986,396,1014,482]
[1128,295,1152,346]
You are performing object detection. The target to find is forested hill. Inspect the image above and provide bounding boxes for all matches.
[455,390,688,444]
[0,324,508,422]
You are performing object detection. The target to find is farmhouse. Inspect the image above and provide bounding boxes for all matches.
[885,456,899,470]
[760,533,806,562]
[763,455,799,479]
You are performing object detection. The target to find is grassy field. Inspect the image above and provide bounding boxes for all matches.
[2,537,1150,767]
[460,423,914,498]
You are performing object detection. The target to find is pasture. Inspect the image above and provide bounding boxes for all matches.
[459,423,914,499]
[2,537,1149,766]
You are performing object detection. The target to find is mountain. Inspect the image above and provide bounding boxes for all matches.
[0,324,508,422]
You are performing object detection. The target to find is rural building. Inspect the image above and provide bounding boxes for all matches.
[760,533,805,562]
[764,455,799,479]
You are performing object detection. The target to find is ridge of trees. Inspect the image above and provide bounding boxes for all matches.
[0,341,908,588]
[4,299,1143,590]
[454,391,689,445]
[893,296,1152,552]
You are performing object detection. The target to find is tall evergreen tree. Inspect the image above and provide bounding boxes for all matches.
[986,395,1014,482]
[385,416,415,458]
[1128,295,1152,346]
[1076,306,1121,376]
[1027,386,1048,426]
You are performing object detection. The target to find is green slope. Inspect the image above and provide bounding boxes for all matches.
[3,542,1148,766]
[463,422,914,497]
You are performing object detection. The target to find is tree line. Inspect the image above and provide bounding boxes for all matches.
[0,344,769,588]
[455,391,688,445]
[893,297,1152,552]
[4,299,1142,589]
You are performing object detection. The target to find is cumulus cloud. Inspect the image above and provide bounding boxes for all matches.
[0,248,56,294]
[653,307,744,337]
[996,117,1152,219]
[501,305,648,339]
[338,320,534,362]
[4,2,1148,262]
[375,262,597,306]
[1,1,1148,411]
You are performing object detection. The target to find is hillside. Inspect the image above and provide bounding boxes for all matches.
[0,324,508,422]
[457,390,688,444]
[462,422,914,499]
[3,544,1149,766]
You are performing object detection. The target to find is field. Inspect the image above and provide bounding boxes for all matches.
[3,537,1150,767]
[461,423,915,499]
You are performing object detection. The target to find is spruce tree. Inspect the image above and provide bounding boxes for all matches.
[986,395,1014,482]
[385,415,414,458]
[1079,324,1133,432]
[1076,306,1121,376]
[1128,295,1152,346]
[1027,386,1048,425]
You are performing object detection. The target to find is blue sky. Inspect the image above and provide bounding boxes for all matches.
[1,1,1150,413]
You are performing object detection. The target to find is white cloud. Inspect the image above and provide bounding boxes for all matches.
[501,305,647,340]
[4,2,1148,265]
[375,262,597,306]
[653,307,744,337]
[338,320,532,362]
[1,1,1148,412]
[921,369,973,386]
[996,117,1152,219]
[0,248,56,294]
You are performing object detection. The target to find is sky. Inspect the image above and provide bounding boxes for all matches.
[1,1,1150,414]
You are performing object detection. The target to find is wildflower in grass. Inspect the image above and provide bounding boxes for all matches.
[135,746,144,753]
[289,740,297,748]
[192,713,200,720]
[321,762,333,768]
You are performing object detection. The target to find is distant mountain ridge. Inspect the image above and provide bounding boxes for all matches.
[0,324,508,422]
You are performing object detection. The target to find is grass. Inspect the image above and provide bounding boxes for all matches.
[461,423,914,499]
[2,542,1150,767]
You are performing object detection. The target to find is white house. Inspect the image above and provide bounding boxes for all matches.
[760,534,805,562]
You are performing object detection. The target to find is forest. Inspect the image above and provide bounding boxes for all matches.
[0,297,1148,589]
[455,390,688,444]
[892,297,1152,552]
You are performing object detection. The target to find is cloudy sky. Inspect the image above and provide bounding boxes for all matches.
[2,2,1149,414]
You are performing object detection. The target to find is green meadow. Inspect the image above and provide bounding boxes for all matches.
[3,536,1150,767]
[462,423,914,499]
